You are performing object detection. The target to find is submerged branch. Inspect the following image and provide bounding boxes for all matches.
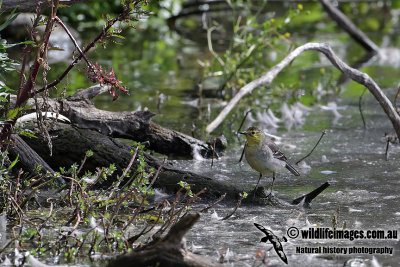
[292,182,330,208]
[221,193,246,220]
[205,43,400,141]
[359,88,367,129]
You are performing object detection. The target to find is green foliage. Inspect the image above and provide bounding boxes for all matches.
[0,145,201,264]
[201,1,305,96]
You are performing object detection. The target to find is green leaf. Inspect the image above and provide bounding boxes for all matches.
[0,7,19,32]
[112,34,126,40]
[19,130,37,138]
[22,104,34,111]
[6,108,18,119]
[7,154,18,170]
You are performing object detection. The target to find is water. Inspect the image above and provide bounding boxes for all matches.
[75,4,400,266]
[181,98,400,266]
[5,2,400,266]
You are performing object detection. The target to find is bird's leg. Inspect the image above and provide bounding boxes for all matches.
[254,173,262,192]
[248,173,263,200]
[267,172,276,198]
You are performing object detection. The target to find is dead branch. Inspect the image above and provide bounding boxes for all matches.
[318,0,379,52]
[295,130,326,165]
[108,213,223,267]
[221,193,245,220]
[359,88,367,129]
[205,42,400,141]
[8,135,66,184]
[291,181,330,208]
[11,84,225,159]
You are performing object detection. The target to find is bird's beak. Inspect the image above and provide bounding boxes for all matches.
[238,131,247,135]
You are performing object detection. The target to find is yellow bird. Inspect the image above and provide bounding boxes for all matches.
[239,126,300,195]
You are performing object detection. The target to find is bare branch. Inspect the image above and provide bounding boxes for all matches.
[359,88,367,129]
[205,42,400,141]
[318,0,379,52]
[295,130,326,165]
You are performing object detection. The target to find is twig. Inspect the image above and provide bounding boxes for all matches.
[238,141,247,163]
[393,84,400,114]
[32,8,130,97]
[0,0,59,149]
[146,162,163,190]
[205,42,400,141]
[200,193,226,213]
[76,153,89,176]
[222,193,245,220]
[16,0,59,107]
[155,187,205,237]
[296,130,326,165]
[54,16,95,72]
[385,137,390,161]
[207,26,225,66]
[127,200,169,244]
[359,88,367,129]
[237,109,252,134]
[13,170,22,201]
[174,187,207,220]
[384,133,397,161]
[108,146,139,198]
[210,140,218,168]
[71,207,82,233]
[123,196,146,231]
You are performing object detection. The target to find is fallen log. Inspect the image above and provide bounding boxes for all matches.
[19,122,240,200]
[11,84,226,159]
[8,134,66,184]
[13,122,330,204]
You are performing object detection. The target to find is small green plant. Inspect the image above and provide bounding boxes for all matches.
[0,146,204,264]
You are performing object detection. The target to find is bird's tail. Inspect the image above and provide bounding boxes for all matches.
[285,163,300,176]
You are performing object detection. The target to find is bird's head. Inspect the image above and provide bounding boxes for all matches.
[239,126,263,146]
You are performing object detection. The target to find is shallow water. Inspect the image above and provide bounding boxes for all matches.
[88,3,400,265]
[179,98,400,266]
[9,95,395,267]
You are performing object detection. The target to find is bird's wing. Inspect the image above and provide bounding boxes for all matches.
[254,223,268,234]
[265,139,288,162]
[272,243,288,264]
[270,236,288,264]
[255,223,288,264]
